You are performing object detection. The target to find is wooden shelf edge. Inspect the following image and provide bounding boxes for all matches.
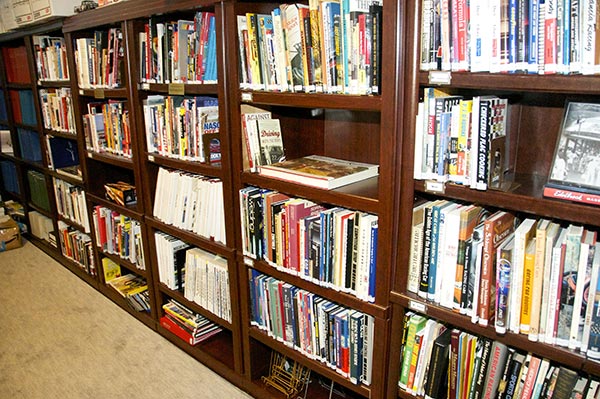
[146,153,225,179]
[241,91,382,111]
[86,192,144,219]
[144,216,233,258]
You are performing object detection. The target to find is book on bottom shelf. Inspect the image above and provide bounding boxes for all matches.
[258,155,379,190]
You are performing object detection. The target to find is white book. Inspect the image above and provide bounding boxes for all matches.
[508,218,537,334]
[414,101,425,180]
[570,230,597,349]
[470,225,485,323]
[538,222,560,343]
[545,227,567,345]
[582,243,600,353]
[528,219,551,342]
[408,202,427,294]
[469,0,492,72]
[434,201,460,304]
[439,204,463,309]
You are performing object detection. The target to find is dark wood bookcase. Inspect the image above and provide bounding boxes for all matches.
[224,1,403,398]
[387,1,600,398]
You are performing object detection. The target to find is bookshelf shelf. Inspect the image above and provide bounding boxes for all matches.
[241,92,382,112]
[145,153,225,180]
[56,214,87,231]
[43,129,77,140]
[48,169,83,186]
[413,177,600,226]
[98,283,155,328]
[419,71,600,95]
[242,172,380,214]
[99,251,147,279]
[157,324,237,373]
[37,80,70,88]
[139,83,219,96]
[77,88,129,99]
[145,216,233,259]
[85,151,134,169]
[87,192,143,220]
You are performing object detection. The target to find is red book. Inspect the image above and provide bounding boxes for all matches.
[519,355,541,399]
[543,185,600,207]
[285,199,325,273]
[160,315,197,345]
[478,211,515,326]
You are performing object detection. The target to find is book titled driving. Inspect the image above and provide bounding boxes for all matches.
[258,155,379,189]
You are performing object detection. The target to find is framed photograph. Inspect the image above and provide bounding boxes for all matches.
[548,102,600,193]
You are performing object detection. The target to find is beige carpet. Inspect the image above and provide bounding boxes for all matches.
[0,240,253,399]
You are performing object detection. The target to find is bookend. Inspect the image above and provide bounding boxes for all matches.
[261,351,311,398]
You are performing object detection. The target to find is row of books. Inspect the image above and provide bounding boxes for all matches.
[240,104,285,172]
[28,210,54,244]
[58,220,96,276]
[74,28,124,89]
[248,269,375,385]
[413,89,509,190]
[106,272,150,312]
[139,12,217,84]
[153,167,226,245]
[9,89,36,126]
[399,312,592,399]
[421,0,600,75]
[32,35,69,81]
[39,88,76,133]
[240,186,378,303]
[2,46,30,84]
[1,161,19,194]
[237,0,382,95]
[154,232,231,322]
[160,299,223,346]
[93,205,145,270]
[27,170,49,212]
[17,128,42,163]
[142,95,219,163]
[408,199,600,354]
[82,100,132,158]
[52,177,90,233]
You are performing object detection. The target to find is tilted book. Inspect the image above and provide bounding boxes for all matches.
[259,155,378,190]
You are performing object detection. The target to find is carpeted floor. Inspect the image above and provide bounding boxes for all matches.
[0,240,253,399]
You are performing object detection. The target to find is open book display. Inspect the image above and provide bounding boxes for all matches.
[259,155,379,190]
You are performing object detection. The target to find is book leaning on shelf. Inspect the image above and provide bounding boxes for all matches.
[259,155,378,190]
[107,273,150,312]
[544,102,600,207]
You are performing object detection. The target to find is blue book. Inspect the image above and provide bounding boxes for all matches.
[206,14,217,81]
[17,128,42,162]
[18,90,36,126]
[527,0,540,73]
[48,136,79,169]
[349,311,364,384]
[427,201,449,299]
[508,0,518,72]
[0,160,19,194]
[0,90,7,121]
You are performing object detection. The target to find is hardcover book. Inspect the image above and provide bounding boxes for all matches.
[545,102,600,206]
[259,155,379,190]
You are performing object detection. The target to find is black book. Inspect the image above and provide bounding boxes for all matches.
[552,367,579,399]
[424,328,452,399]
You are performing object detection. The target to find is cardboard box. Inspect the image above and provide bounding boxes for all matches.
[0,215,22,251]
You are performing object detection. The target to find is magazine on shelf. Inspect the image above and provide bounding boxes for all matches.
[258,155,379,190]
[544,102,600,206]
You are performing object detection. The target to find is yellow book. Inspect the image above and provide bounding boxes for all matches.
[464,335,478,399]
[529,220,550,341]
[102,257,121,283]
[245,13,262,89]
[520,238,537,334]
